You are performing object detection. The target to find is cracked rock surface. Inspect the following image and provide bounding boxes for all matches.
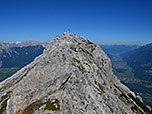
[0,32,151,114]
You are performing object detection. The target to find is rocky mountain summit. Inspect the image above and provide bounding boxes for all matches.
[0,32,151,114]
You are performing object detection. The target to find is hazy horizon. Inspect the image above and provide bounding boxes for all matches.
[0,0,152,45]
[0,38,146,46]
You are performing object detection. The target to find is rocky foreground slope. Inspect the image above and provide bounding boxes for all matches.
[0,33,151,114]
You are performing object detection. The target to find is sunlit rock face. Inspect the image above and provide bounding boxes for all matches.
[0,32,150,114]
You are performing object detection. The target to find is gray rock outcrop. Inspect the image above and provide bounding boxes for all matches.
[0,32,151,114]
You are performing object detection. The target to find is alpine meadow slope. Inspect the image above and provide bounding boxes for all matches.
[0,33,151,114]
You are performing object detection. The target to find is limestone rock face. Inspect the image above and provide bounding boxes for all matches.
[0,32,150,114]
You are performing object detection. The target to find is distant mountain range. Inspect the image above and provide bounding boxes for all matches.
[16,40,50,47]
[0,40,48,81]
[0,45,44,68]
[0,40,50,68]
[100,44,139,55]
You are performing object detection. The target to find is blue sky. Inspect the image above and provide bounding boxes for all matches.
[0,0,152,45]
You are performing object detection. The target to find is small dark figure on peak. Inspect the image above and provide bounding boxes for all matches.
[68,29,70,33]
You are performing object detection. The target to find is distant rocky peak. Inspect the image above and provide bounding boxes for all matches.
[17,40,50,47]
